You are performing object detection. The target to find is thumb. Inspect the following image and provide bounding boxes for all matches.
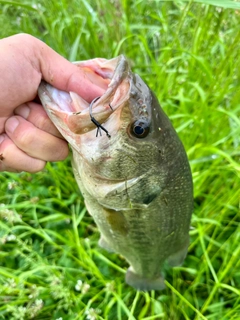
[0,34,106,114]
[37,37,106,102]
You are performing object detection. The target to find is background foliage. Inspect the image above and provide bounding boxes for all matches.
[0,0,240,319]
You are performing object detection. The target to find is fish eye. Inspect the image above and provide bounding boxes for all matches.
[131,120,150,138]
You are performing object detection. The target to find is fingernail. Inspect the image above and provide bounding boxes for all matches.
[15,105,30,119]
[6,117,19,133]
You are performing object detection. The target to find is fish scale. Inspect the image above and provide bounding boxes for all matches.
[38,55,193,291]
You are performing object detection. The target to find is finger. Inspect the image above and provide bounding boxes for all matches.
[0,34,106,114]
[15,102,62,138]
[5,116,69,162]
[36,37,108,101]
[0,134,46,173]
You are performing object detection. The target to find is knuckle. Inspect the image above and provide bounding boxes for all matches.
[16,127,35,146]
[15,33,36,45]
[0,132,46,173]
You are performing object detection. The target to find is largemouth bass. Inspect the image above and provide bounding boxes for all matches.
[38,55,193,291]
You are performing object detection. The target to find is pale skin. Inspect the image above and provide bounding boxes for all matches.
[0,33,107,173]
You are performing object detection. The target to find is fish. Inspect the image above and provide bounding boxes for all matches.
[38,55,193,291]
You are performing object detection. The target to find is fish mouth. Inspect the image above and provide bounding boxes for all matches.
[38,55,131,136]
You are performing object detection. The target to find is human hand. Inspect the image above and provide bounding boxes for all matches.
[0,33,106,173]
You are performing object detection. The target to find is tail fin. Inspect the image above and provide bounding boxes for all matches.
[125,267,165,291]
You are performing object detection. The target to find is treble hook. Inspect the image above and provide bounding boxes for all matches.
[89,96,111,138]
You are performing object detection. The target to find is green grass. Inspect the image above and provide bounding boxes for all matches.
[0,0,240,319]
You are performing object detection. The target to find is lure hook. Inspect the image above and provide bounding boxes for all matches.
[89,96,111,138]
